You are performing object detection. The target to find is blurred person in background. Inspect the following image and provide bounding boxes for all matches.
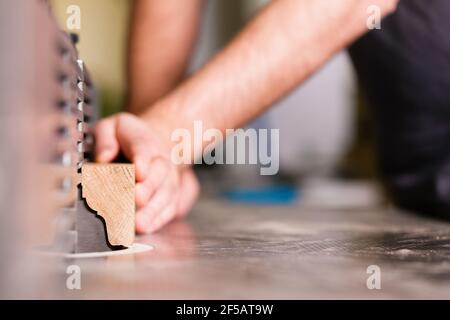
[350,0,450,221]
[96,0,450,235]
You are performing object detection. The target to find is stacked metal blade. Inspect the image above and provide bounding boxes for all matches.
[76,57,114,254]
[0,0,79,297]
[52,32,113,254]
[0,0,112,299]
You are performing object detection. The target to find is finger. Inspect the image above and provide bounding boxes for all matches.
[146,202,177,234]
[115,115,153,181]
[135,157,170,209]
[135,178,175,233]
[176,169,200,217]
[94,116,120,163]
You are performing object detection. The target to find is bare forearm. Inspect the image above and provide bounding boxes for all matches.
[127,0,203,114]
[143,0,397,155]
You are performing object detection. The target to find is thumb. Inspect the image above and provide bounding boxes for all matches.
[115,114,153,181]
[94,116,120,163]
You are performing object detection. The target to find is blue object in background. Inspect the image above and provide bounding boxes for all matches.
[222,185,299,205]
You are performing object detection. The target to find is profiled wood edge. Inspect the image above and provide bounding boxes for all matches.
[81,163,135,247]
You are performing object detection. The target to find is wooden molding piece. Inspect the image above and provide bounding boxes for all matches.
[81,163,135,247]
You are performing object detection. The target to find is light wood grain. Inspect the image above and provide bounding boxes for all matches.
[81,163,135,247]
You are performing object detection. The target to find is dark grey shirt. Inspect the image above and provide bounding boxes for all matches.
[349,0,450,218]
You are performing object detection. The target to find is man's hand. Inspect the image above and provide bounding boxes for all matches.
[94,113,199,234]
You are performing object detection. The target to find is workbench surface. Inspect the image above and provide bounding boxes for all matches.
[59,195,450,299]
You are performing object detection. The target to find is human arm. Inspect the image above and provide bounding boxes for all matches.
[127,0,203,114]
[96,0,399,233]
